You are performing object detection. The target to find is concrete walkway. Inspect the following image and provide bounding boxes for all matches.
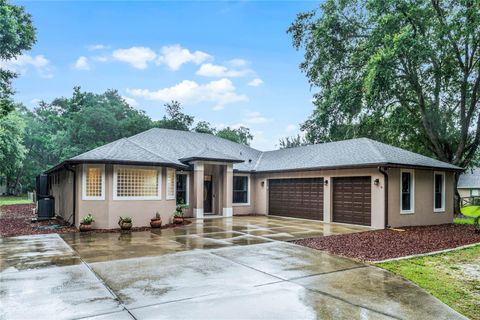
[0,217,466,319]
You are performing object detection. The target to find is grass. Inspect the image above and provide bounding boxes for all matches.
[0,195,33,206]
[377,245,480,320]
[454,218,474,225]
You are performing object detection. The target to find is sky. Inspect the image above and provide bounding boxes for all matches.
[8,0,319,150]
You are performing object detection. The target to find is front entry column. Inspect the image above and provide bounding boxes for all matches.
[193,161,204,218]
[222,163,233,217]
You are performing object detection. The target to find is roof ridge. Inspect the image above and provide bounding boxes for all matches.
[102,138,128,160]
[253,152,264,171]
[363,138,388,163]
[124,138,179,164]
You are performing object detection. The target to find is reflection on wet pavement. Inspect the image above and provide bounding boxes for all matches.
[0,216,466,320]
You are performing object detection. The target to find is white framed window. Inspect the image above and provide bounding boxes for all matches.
[176,173,189,205]
[400,169,414,214]
[233,174,250,205]
[472,189,480,197]
[166,168,176,200]
[433,172,445,212]
[113,165,161,200]
[82,164,105,201]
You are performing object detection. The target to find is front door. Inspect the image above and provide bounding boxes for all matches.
[204,175,213,213]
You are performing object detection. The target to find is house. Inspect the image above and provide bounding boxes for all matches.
[46,128,462,229]
[458,168,480,198]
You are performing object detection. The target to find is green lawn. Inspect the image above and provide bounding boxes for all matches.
[454,218,474,225]
[377,245,480,320]
[0,195,33,206]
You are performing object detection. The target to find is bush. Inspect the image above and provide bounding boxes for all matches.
[118,216,132,224]
[81,214,95,225]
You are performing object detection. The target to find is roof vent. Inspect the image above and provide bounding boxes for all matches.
[248,159,252,163]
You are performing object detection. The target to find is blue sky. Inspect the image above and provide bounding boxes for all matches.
[9,1,319,150]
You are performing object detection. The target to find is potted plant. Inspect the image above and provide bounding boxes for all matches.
[118,216,132,231]
[150,212,162,228]
[79,214,94,232]
[173,203,189,224]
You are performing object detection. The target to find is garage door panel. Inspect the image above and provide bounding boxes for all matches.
[269,178,324,220]
[332,176,371,226]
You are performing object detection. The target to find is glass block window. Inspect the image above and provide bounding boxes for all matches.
[166,168,176,200]
[233,175,249,204]
[83,165,105,200]
[115,166,160,199]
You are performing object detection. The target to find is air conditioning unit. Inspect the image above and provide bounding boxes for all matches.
[37,197,55,220]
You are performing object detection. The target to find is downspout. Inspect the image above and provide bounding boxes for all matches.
[64,164,76,227]
[378,166,389,228]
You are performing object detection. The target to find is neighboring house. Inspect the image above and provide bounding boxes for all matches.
[458,168,480,198]
[46,128,462,229]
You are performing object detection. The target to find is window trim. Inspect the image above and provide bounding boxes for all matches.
[113,165,162,201]
[433,171,446,213]
[400,169,415,214]
[176,173,189,205]
[232,174,250,206]
[82,164,105,201]
[166,168,176,201]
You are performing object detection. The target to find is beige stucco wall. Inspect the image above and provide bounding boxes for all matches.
[387,168,454,227]
[76,164,177,229]
[50,169,74,223]
[252,168,386,229]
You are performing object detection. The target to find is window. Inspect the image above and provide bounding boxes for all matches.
[434,172,445,212]
[400,170,414,213]
[472,189,480,197]
[166,168,176,200]
[82,164,105,200]
[113,166,161,200]
[176,174,189,205]
[233,175,249,204]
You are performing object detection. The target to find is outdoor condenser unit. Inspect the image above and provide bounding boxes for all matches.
[35,174,55,220]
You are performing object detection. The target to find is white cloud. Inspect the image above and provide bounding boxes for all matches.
[196,63,252,78]
[156,44,211,71]
[0,54,53,78]
[248,78,263,87]
[121,96,138,107]
[127,78,248,110]
[30,98,41,105]
[88,44,109,51]
[286,124,297,132]
[73,56,90,70]
[112,47,157,69]
[244,111,272,124]
[227,58,248,68]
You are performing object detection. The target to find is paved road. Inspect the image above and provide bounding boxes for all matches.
[0,217,466,319]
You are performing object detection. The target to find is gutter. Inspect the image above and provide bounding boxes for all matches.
[378,166,389,228]
[64,164,76,227]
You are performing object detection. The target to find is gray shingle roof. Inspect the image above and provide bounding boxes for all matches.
[254,138,461,172]
[458,169,480,188]
[61,129,462,172]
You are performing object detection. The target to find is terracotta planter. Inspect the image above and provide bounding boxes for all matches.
[150,219,162,228]
[120,222,132,230]
[173,217,184,224]
[79,223,92,232]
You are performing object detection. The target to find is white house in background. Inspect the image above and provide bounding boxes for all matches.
[458,168,480,198]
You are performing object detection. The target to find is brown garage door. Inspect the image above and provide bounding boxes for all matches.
[332,176,371,226]
[269,178,324,220]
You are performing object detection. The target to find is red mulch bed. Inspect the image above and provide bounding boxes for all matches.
[0,204,192,237]
[0,204,77,237]
[294,224,480,262]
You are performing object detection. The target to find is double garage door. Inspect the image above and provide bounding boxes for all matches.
[268,176,371,226]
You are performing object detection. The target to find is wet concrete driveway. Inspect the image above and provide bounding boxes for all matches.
[0,216,466,319]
